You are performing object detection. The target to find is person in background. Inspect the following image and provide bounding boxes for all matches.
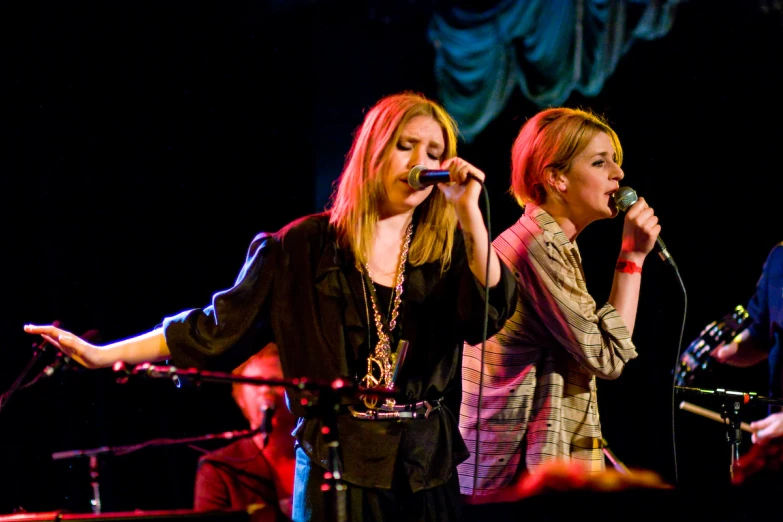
[194,343,296,521]
[712,241,783,445]
[24,91,517,522]
[710,241,783,502]
[458,107,661,509]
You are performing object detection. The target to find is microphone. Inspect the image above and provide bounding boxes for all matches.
[407,165,451,191]
[43,352,78,377]
[614,186,677,270]
[259,404,275,449]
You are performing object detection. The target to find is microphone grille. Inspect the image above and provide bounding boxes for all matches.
[408,165,426,190]
[614,186,638,212]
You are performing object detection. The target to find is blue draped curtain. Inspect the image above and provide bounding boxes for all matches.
[428,0,685,142]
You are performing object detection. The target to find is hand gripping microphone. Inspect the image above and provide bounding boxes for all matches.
[407,165,451,191]
[614,186,677,270]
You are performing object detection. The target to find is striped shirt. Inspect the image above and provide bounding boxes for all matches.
[458,203,639,495]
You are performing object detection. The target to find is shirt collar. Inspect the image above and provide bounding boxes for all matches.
[523,202,582,261]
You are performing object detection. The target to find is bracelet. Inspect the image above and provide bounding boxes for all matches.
[616,259,642,274]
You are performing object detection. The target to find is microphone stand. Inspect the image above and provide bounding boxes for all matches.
[114,362,398,522]
[601,438,630,474]
[2,326,99,414]
[297,383,348,522]
[0,340,49,414]
[52,425,263,515]
[675,385,783,482]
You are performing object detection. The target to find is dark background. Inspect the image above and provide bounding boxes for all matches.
[2,0,782,514]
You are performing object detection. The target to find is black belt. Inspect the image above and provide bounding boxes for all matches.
[347,398,443,420]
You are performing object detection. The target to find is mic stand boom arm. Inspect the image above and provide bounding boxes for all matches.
[111,362,397,522]
[675,385,783,481]
[0,340,49,414]
[51,426,264,461]
[51,424,263,515]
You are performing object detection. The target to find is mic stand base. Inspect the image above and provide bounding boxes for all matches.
[89,455,102,515]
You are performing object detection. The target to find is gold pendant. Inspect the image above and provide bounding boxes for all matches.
[360,356,383,389]
[363,394,379,410]
[360,356,384,410]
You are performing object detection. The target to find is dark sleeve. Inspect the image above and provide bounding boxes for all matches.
[193,458,232,511]
[455,235,518,346]
[746,243,783,346]
[162,232,278,372]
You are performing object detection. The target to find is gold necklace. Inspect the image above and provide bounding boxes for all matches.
[360,221,412,395]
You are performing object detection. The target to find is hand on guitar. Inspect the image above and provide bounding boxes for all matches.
[710,339,738,363]
[709,328,769,368]
[675,305,749,386]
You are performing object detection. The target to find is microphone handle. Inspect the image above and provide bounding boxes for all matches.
[419,171,451,183]
[261,407,275,433]
[408,169,451,190]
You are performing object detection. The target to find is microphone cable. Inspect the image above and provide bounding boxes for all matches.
[407,167,493,494]
[466,173,491,497]
[668,266,687,485]
[615,186,687,485]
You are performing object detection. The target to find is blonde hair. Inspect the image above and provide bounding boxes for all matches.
[510,107,622,207]
[328,91,459,271]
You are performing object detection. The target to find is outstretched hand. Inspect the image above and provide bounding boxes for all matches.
[24,324,105,369]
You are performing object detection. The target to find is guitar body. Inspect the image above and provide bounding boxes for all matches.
[675,305,750,387]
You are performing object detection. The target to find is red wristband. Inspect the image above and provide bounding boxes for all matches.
[616,259,642,274]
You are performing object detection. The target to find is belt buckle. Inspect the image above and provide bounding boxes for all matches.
[348,405,385,420]
[347,399,441,420]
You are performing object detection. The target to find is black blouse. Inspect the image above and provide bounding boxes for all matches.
[163,212,517,492]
